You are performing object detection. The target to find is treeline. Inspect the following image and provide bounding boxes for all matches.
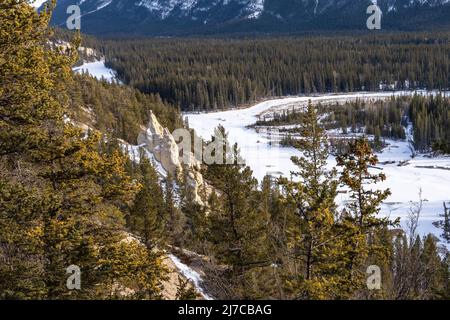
[258,98,407,142]
[255,108,306,127]
[321,99,407,141]
[256,95,450,154]
[409,94,450,153]
[91,33,450,111]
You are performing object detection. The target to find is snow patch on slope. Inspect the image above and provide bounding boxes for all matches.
[246,0,265,19]
[137,0,198,19]
[73,60,120,83]
[122,143,168,177]
[31,0,48,8]
[169,254,213,300]
[137,0,265,20]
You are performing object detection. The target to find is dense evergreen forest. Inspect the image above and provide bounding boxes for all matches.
[409,94,450,153]
[89,33,450,111]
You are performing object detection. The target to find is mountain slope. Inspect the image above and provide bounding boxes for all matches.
[47,0,450,35]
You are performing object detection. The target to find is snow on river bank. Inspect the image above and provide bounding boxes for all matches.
[185,92,450,246]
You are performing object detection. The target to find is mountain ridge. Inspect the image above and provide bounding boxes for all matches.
[47,0,450,35]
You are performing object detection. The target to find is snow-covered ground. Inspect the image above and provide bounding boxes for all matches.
[73,60,121,83]
[185,92,430,181]
[169,254,213,300]
[30,0,47,8]
[185,92,450,247]
[121,143,168,177]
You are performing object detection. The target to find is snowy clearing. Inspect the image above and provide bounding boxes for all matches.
[73,60,121,83]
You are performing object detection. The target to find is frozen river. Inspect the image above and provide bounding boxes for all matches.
[185,92,450,246]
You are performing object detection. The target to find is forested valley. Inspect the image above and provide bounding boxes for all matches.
[1,1,450,301]
[87,34,450,111]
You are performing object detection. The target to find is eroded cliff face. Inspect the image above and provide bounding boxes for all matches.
[137,111,207,205]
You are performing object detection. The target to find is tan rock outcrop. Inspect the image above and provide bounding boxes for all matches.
[138,111,206,205]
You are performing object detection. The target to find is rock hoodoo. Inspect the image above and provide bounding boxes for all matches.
[138,111,206,205]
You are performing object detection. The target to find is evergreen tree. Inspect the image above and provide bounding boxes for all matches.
[336,137,393,295]
[129,157,166,248]
[175,277,199,300]
[439,202,450,243]
[279,103,342,299]
[420,235,444,299]
[438,253,450,299]
[164,173,184,247]
[206,127,272,299]
[179,165,208,253]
